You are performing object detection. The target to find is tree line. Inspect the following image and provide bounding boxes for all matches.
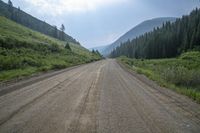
[92,49,103,58]
[0,0,79,44]
[110,8,200,59]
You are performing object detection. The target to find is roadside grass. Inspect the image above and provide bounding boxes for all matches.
[0,67,38,81]
[0,16,101,82]
[117,51,200,103]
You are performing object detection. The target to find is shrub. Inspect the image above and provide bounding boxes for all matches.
[180,51,200,61]
[162,66,200,87]
[49,43,61,53]
[65,42,71,51]
[38,66,50,72]
[0,56,23,70]
[22,57,42,67]
[52,64,67,69]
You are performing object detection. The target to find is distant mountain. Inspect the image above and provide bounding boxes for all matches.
[110,8,200,59]
[0,0,79,44]
[95,17,176,56]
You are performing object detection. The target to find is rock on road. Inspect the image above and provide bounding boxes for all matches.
[0,59,200,133]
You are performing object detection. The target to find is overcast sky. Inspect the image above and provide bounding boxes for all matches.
[3,0,200,48]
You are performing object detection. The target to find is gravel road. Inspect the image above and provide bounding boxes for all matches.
[0,59,200,133]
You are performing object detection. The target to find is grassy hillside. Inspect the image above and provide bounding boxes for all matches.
[0,16,101,81]
[118,51,200,103]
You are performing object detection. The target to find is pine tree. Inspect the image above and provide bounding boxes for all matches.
[8,0,13,11]
[53,26,58,38]
[92,49,95,54]
[196,23,200,47]
[65,42,71,51]
[190,30,196,49]
[95,50,102,57]
[60,24,65,41]
[60,24,65,32]
[8,0,13,19]
[110,8,200,59]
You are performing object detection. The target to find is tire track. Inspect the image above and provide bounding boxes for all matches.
[118,61,200,124]
[68,63,104,133]
[0,65,85,97]
[115,70,162,133]
[116,61,200,132]
[0,59,200,133]
[0,67,88,127]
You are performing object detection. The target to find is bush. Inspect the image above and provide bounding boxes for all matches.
[65,42,71,51]
[22,57,42,67]
[0,56,23,70]
[38,66,50,72]
[52,64,67,69]
[118,54,200,102]
[49,43,61,53]
[162,66,200,87]
[180,51,200,61]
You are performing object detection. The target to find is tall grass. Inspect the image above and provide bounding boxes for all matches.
[118,51,200,103]
[162,66,200,87]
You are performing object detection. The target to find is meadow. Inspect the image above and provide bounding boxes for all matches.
[118,51,200,103]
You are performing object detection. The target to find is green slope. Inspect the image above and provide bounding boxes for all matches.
[0,16,101,81]
[0,0,78,43]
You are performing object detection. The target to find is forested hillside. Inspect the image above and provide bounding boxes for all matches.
[111,8,200,59]
[0,0,79,44]
[99,17,176,56]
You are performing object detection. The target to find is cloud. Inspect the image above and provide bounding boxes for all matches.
[24,0,127,16]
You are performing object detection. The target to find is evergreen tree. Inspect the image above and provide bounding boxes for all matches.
[60,24,65,40]
[60,24,65,32]
[53,26,58,38]
[8,0,13,19]
[92,49,95,54]
[196,23,200,47]
[95,50,102,57]
[190,30,196,49]
[65,42,71,51]
[110,8,200,59]
[8,0,13,11]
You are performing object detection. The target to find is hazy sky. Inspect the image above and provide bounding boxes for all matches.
[3,0,200,48]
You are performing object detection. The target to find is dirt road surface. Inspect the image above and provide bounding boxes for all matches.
[0,59,200,133]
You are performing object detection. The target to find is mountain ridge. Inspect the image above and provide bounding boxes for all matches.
[110,8,200,59]
[93,17,177,56]
[0,0,79,44]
